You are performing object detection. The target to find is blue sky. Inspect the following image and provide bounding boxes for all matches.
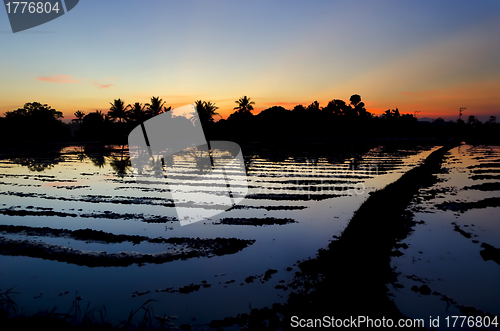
[1,0,499,121]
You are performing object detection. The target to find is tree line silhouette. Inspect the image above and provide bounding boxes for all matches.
[0,95,498,144]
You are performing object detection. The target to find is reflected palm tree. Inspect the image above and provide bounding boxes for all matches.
[109,155,132,178]
[194,153,213,173]
[348,154,363,170]
[11,154,64,172]
[88,154,106,168]
[173,146,213,175]
[76,145,87,162]
[109,145,132,178]
[84,145,106,168]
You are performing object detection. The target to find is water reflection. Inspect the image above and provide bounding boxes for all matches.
[108,145,132,178]
[7,146,66,172]
[11,156,64,172]
[4,142,422,180]
[84,145,107,168]
[388,145,500,323]
[0,142,439,327]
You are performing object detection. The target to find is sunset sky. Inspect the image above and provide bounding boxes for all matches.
[1,0,499,122]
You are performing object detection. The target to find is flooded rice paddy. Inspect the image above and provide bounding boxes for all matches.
[3,142,493,327]
[389,145,500,329]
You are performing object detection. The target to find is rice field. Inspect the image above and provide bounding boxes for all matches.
[0,142,444,327]
[389,144,500,330]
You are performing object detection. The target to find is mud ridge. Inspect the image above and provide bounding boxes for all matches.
[0,237,255,267]
[218,218,296,226]
[210,141,459,329]
[437,197,500,212]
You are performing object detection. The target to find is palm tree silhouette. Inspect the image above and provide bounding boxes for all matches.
[108,99,129,123]
[234,96,255,115]
[194,100,221,125]
[72,110,85,123]
[127,102,148,123]
[203,101,220,121]
[147,96,171,117]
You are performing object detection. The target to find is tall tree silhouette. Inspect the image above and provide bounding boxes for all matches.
[126,102,148,123]
[349,94,370,118]
[234,96,255,115]
[5,102,63,120]
[108,99,129,123]
[78,110,107,141]
[194,100,220,126]
[323,99,349,116]
[349,94,362,107]
[3,102,68,141]
[147,96,171,117]
[72,110,85,123]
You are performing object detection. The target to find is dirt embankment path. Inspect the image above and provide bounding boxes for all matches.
[211,141,459,330]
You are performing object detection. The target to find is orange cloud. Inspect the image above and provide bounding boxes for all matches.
[36,75,114,89]
[94,83,114,89]
[36,75,80,83]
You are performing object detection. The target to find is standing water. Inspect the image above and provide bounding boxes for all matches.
[389,145,500,330]
[0,142,437,327]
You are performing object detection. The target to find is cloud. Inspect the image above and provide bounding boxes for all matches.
[93,83,114,89]
[36,74,80,83]
[36,75,114,89]
[85,78,115,89]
